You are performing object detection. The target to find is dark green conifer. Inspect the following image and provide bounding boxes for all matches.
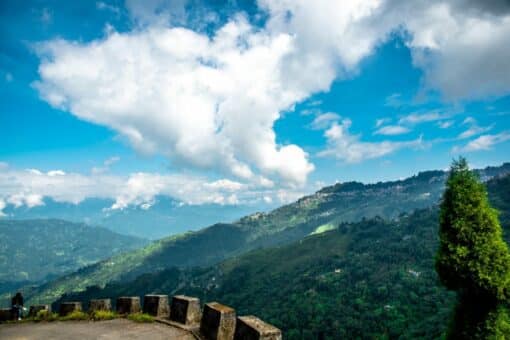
[436,157,510,338]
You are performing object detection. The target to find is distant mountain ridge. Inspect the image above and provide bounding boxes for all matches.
[0,219,147,293]
[1,196,263,240]
[22,163,510,305]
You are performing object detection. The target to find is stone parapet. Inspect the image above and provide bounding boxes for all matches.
[116,297,141,315]
[89,299,112,312]
[143,295,170,317]
[169,295,201,326]
[59,302,82,316]
[200,302,236,340]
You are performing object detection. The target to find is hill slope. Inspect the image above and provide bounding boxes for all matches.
[0,219,147,292]
[24,164,510,304]
[55,172,510,339]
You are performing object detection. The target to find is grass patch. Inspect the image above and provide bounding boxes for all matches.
[60,310,89,321]
[127,313,154,323]
[90,310,117,321]
[33,310,59,322]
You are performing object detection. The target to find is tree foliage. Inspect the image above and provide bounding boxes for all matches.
[436,157,510,338]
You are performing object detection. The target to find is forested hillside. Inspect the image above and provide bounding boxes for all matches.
[20,164,510,305]
[0,219,147,293]
[53,172,510,338]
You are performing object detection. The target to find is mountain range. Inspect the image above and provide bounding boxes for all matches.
[1,196,263,240]
[19,163,510,307]
[47,172,510,338]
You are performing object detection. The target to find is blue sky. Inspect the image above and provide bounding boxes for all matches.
[1,0,510,213]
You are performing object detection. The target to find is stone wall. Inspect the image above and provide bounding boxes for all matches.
[49,294,281,340]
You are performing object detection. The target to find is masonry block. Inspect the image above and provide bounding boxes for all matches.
[28,304,51,317]
[59,302,82,316]
[0,308,13,322]
[116,296,141,315]
[89,299,112,312]
[234,316,282,340]
[200,302,236,340]
[169,295,201,326]
[143,295,169,317]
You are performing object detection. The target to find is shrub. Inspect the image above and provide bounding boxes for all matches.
[34,310,59,322]
[60,310,89,321]
[127,313,153,323]
[90,310,117,321]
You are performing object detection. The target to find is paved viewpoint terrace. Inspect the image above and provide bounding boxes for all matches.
[0,319,195,339]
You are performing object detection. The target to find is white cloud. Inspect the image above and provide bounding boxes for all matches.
[91,156,120,175]
[399,111,445,125]
[96,1,121,14]
[310,113,341,130]
[374,125,410,136]
[454,132,510,152]
[0,166,303,212]
[34,17,314,187]
[384,93,404,108]
[458,125,492,139]
[0,199,6,216]
[437,120,454,129]
[261,0,510,101]
[0,162,8,170]
[32,0,510,189]
[47,170,66,177]
[319,119,423,163]
[457,117,493,139]
[375,118,391,128]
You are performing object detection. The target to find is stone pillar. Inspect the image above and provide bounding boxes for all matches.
[59,302,82,316]
[234,316,282,340]
[0,308,13,322]
[143,295,169,317]
[28,305,51,317]
[89,299,112,312]
[200,302,236,340]
[116,296,141,315]
[169,295,201,326]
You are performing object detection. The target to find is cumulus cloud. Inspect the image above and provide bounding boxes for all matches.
[261,0,510,101]
[319,118,423,163]
[34,16,314,187]
[374,125,410,136]
[33,0,510,189]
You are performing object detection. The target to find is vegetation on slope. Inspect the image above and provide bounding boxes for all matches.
[53,171,510,339]
[19,164,509,305]
[0,219,146,291]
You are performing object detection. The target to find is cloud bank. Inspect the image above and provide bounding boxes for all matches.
[0,166,305,215]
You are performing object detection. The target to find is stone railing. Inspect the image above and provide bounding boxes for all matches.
[1,294,282,340]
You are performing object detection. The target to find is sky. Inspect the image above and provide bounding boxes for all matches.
[1,0,510,214]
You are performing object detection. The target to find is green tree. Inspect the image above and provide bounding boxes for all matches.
[436,157,510,338]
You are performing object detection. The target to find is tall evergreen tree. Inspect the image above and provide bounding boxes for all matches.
[436,157,510,338]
